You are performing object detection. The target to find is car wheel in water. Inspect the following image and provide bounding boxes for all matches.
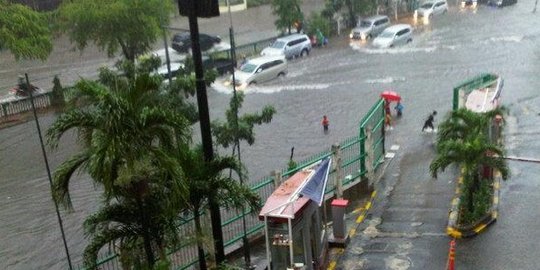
[407,38,412,43]
[300,49,308,57]
[278,72,286,78]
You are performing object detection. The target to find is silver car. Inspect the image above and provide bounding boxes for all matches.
[232,56,287,89]
[349,15,391,40]
[372,24,413,48]
[260,34,312,59]
[415,0,448,18]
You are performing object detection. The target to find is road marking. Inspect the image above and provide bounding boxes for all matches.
[353,207,364,214]
[349,228,356,236]
[371,191,377,198]
[474,223,487,233]
[356,214,365,223]
[365,201,372,210]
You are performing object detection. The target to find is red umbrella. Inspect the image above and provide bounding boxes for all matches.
[380,90,401,102]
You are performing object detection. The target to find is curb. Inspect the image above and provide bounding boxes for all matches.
[447,173,501,238]
[327,190,377,270]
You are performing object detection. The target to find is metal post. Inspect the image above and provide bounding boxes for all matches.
[160,0,173,86]
[184,0,225,264]
[25,73,73,270]
[331,144,343,198]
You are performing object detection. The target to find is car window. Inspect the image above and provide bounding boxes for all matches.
[360,20,371,27]
[271,41,286,49]
[240,63,258,73]
[299,38,307,43]
[421,3,434,8]
[379,31,394,38]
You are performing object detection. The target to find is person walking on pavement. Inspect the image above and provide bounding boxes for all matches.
[422,110,437,132]
[322,115,329,134]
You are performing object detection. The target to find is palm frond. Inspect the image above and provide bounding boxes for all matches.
[52,151,90,209]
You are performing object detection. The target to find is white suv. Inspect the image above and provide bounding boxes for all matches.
[232,56,287,89]
[373,24,413,48]
[260,34,312,59]
[350,15,391,40]
[415,0,448,18]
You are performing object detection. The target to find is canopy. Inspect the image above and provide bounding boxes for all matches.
[381,90,401,102]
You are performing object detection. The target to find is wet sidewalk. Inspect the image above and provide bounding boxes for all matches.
[328,128,458,269]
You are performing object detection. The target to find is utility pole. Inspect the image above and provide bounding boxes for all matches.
[178,0,225,265]
[24,73,73,270]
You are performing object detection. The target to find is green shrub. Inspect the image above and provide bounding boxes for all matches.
[305,12,332,38]
[459,179,492,226]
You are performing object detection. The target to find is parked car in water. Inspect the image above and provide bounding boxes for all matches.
[171,32,222,53]
[260,34,311,59]
[372,24,413,48]
[349,15,391,40]
[231,56,287,89]
[415,0,448,18]
[487,0,517,7]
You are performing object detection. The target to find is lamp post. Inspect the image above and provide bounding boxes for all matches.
[24,73,73,270]
[177,0,226,265]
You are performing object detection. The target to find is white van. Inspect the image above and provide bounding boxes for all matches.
[350,15,391,40]
[260,34,312,59]
[415,0,448,18]
[232,56,287,89]
[372,24,413,48]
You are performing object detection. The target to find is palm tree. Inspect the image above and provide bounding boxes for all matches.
[430,108,509,217]
[47,70,191,268]
[82,157,187,269]
[176,144,261,270]
[436,107,507,147]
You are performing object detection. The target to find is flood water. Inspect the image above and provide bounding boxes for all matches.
[2,2,540,269]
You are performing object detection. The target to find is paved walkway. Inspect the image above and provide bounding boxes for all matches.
[328,127,458,269]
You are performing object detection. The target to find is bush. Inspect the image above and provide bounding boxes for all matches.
[459,179,492,226]
[305,12,332,38]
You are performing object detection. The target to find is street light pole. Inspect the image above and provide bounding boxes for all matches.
[24,73,73,270]
[183,0,226,265]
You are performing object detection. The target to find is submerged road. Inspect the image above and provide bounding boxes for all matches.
[1,1,540,269]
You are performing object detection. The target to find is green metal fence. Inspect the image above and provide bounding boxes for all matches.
[77,98,386,270]
[452,73,499,111]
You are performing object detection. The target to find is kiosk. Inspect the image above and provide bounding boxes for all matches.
[259,158,332,270]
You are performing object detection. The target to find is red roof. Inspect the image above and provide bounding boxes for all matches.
[258,170,312,222]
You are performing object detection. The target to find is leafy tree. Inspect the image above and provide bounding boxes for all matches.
[271,0,304,34]
[57,0,172,62]
[51,75,65,108]
[211,91,275,149]
[47,69,191,268]
[176,145,261,270]
[0,0,52,60]
[305,12,332,38]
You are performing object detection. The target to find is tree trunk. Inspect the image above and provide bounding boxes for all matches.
[194,207,208,270]
[136,197,155,268]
